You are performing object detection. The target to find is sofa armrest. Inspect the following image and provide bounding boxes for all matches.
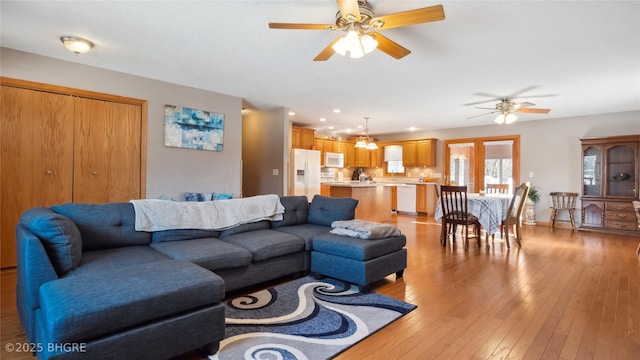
[16,224,58,342]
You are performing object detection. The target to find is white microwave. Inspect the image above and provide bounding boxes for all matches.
[324,152,344,168]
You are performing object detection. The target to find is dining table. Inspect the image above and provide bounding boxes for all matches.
[434,193,512,237]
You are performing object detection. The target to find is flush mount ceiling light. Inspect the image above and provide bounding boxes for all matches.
[354,117,378,150]
[60,36,94,54]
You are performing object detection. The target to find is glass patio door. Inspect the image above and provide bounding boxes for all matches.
[445,136,520,193]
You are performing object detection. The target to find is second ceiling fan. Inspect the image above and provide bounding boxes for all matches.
[268,0,445,61]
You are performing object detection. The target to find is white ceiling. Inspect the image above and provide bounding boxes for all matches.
[1,1,639,136]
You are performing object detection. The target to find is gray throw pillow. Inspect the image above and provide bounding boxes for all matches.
[20,207,82,276]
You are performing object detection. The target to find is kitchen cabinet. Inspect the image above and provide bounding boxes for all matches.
[332,141,343,153]
[417,139,436,166]
[403,139,437,167]
[416,183,438,215]
[402,141,417,166]
[344,143,356,167]
[292,126,315,149]
[355,147,370,167]
[1,79,147,268]
[579,135,639,234]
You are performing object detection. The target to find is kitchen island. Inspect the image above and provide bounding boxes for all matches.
[328,182,393,222]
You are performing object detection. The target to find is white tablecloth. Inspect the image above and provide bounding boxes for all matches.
[434,193,510,235]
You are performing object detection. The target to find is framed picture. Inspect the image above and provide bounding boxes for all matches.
[164,104,224,151]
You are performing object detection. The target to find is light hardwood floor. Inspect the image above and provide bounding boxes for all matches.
[2,214,639,359]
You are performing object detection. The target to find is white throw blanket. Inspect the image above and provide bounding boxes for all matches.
[330,220,402,240]
[130,194,285,232]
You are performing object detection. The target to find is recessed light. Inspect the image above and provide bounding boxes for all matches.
[333,109,341,113]
[357,125,363,129]
[320,118,326,122]
[328,126,335,130]
[409,127,417,131]
[346,129,352,133]
[288,111,295,116]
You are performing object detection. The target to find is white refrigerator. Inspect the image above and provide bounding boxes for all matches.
[291,149,321,201]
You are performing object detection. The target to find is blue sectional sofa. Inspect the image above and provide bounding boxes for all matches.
[15,195,406,359]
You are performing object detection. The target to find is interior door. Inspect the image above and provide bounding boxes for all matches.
[1,86,74,268]
[73,97,142,203]
[446,142,475,191]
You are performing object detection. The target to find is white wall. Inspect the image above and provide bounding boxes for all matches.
[379,111,640,223]
[1,48,243,201]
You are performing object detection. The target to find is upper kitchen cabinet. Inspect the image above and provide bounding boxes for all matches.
[344,142,356,167]
[292,126,315,149]
[580,135,639,234]
[355,147,371,168]
[403,139,437,167]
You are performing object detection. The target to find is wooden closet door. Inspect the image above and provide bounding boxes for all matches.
[1,86,74,268]
[73,97,142,203]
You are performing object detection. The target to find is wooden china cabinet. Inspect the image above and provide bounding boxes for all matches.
[579,135,639,234]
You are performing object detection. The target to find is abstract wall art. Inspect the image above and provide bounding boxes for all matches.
[164,104,224,151]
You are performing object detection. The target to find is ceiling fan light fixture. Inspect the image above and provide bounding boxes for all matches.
[494,113,517,125]
[360,34,378,54]
[60,36,94,54]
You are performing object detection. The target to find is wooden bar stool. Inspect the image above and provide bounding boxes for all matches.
[549,192,578,229]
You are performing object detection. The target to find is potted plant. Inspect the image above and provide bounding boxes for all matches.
[524,186,540,225]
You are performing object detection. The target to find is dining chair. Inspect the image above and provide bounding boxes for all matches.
[439,185,481,248]
[500,182,530,248]
[633,201,640,255]
[549,192,579,229]
[486,183,509,194]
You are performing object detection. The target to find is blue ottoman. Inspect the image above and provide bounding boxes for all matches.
[311,233,407,291]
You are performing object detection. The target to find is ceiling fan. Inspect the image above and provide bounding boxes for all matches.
[468,98,551,124]
[268,0,445,61]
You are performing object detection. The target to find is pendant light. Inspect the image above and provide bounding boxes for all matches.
[354,117,377,150]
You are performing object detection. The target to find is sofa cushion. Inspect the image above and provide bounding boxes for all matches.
[20,207,82,276]
[38,260,224,343]
[312,233,406,261]
[150,238,252,271]
[270,196,309,229]
[51,203,151,251]
[272,223,331,251]
[151,229,221,243]
[219,220,270,237]
[220,229,305,262]
[69,246,171,277]
[307,195,358,227]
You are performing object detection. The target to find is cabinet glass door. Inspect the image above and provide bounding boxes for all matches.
[582,145,602,196]
[606,143,637,198]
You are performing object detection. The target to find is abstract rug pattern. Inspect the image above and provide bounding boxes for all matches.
[209,276,416,359]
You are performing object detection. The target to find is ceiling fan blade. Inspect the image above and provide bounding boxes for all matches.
[337,0,361,21]
[506,86,539,99]
[269,23,334,30]
[474,106,498,110]
[313,37,342,61]
[517,102,535,108]
[370,32,410,59]
[372,5,445,30]
[467,111,498,119]
[518,108,550,114]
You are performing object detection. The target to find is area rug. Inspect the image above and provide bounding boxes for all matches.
[209,276,416,359]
